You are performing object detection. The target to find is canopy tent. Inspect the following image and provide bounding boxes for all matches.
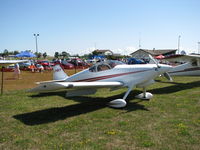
[15,51,36,57]
[155,55,165,59]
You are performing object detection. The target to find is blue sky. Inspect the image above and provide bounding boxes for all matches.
[1,0,200,56]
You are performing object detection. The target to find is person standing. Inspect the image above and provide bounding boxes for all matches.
[14,63,20,79]
[29,63,36,72]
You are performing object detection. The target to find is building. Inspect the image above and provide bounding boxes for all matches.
[130,49,177,59]
[92,49,114,56]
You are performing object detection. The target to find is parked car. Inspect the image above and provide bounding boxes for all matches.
[68,59,89,69]
[61,60,74,69]
[1,65,15,72]
[37,60,50,67]
[35,64,44,72]
[18,62,32,70]
[49,61,56,67]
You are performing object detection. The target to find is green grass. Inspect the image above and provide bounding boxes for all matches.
[0,76,200,149]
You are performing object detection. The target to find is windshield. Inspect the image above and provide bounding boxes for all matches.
[89,60,126,72]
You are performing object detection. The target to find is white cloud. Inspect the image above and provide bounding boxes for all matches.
[112,46,137,55]
[179,47,198,54]
[69,46,137,56]
[80,47,96,55]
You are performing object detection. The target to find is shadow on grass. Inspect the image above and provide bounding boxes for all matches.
[14,80,200,125]
[13,91,148,126]
[151,80,200,94]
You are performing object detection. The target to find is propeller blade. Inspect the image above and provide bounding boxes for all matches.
[163,72,173,82]
[148,54,160,68]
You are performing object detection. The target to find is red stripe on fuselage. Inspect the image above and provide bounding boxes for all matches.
[74,69,151,82]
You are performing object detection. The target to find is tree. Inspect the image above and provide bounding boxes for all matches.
[3,49,9,57]
[81,53,92,59]
[92,50,99,55]
[35,52,42,59]
[37,52,42,58]
[61,51,70,59]
[43,52,47,59]
[14,50,19,55]
[54,52,59,58]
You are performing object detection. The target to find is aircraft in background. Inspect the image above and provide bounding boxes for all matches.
[0,59,28,95]
[163,54,200,76]
[0,60,28,67]
[29,56,172,108]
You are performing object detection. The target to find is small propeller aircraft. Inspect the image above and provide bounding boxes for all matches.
[0,59,28,95]
[29,56,172,108]
[162,54,200,76]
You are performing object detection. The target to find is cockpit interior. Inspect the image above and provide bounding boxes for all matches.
[89,60,126,72]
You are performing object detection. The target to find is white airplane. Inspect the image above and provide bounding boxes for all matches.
[29,57,172,108]
[0,60,28,67]
[164,54,200,76]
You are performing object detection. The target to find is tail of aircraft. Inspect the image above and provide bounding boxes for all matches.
[53,64,68,80]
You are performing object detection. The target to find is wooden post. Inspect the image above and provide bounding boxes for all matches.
[1,66,4,95]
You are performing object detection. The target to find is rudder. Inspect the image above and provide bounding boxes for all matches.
[53,64,68,80]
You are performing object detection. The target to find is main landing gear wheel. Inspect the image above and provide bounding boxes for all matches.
[108,99,127,108]
[135,92,153,100]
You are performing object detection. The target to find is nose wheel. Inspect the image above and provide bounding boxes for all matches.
[135,87,153,100]
[135,92,153,100]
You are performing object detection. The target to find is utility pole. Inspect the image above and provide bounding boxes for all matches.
[198,42,200,54]
[139,32,141,49]
[94,43,97,50]
[33,34,39,53]
[177,35,181,54]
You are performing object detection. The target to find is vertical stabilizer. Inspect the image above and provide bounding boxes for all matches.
[53,64,68,80]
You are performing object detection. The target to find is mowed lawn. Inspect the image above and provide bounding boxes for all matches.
[0,70,200,150]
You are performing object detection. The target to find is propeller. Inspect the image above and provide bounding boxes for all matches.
[148,54,160,68]
[163,72,173,82]
[149,54,173,82]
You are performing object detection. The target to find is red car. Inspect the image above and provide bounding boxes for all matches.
[69,59,89,69]
[1,65,15,72]
[37,60,50,67]
[61,61,74,69]
[51,60,74,69]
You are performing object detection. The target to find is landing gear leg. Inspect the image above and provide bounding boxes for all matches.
[108,85,134,108]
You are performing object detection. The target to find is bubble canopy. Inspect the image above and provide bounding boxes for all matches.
[89,60,126,72]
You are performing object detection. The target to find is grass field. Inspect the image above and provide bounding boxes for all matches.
[0,71,200,150]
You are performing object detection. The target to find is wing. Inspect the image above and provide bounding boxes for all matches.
[0,60,28,66]
[28,81,124,93]
[165,55,200,62]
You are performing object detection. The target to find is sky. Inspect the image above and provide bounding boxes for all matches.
[1,0,200,56]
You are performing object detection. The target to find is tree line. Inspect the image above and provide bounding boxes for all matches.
[0,49,80,60]
[0,49,127,60]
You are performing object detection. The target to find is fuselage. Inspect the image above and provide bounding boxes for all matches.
[164,54,200,76]
[65,64,171,87]
[169,62,200,76]
[29,63,172,93]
